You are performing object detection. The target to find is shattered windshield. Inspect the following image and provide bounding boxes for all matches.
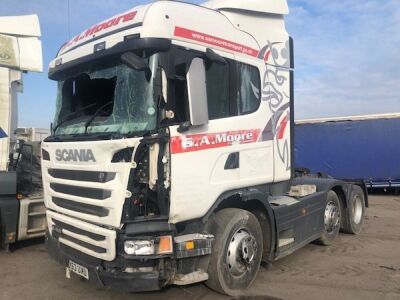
[53,54,159,137]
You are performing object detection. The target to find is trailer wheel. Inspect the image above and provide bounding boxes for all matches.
[341,185,365,234]
[206,208,263,296]
[316,191,341,246]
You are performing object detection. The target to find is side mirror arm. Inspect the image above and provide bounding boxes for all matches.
[177,121,191,133]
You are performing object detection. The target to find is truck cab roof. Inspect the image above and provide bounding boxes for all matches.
[202,0,289,15]
[50,0,289,75]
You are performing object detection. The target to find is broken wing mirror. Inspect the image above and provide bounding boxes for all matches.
[121,52,151,79]
[185,57,209,127]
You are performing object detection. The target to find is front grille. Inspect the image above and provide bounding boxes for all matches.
[50,183,111,200]
[52,197,109,217]
[48,169,116,183]
[60,234,107,254]
[47,210,116,261]
[42,145,133,228]
[53,219,105,241]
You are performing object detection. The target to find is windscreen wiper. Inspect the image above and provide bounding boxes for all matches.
[52,103,97,134]
[84,101,113,134]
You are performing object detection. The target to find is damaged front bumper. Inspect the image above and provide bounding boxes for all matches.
[45,225,213,292]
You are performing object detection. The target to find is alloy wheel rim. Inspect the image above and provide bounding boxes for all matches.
[324,200,340,233]
[226,229,257,277]
[352,195,363,224]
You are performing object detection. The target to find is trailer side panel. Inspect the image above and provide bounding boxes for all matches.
[295,117,400,187]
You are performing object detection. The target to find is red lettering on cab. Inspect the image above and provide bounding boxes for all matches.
[61,10,137,51]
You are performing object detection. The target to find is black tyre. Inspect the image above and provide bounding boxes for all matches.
[341,185,366,234]
[206,208,263,296]
[316,191,341,246]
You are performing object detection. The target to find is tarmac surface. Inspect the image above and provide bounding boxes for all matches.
[1,194,399,300]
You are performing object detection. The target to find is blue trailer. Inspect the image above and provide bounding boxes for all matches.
[294,113,400,189]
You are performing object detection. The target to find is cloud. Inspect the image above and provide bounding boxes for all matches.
[287,0,400,119]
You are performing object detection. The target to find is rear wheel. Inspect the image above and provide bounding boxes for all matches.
[206,208,263,296]
[316,191,341,246]
[341,185,366,234]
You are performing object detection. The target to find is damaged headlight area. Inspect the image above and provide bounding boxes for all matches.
[124,240,155,255]
[124,236,173,256]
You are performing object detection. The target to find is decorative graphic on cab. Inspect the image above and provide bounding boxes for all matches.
[171,129,261,154]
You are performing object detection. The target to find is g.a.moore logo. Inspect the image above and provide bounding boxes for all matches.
[55,149,96,162]
[171,129,260,154]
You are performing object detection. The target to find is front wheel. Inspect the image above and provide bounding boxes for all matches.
[316,191,341,246]
[206,208,263,296]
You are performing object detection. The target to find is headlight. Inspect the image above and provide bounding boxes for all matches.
[124,240,155,255]
[124,236,173,256]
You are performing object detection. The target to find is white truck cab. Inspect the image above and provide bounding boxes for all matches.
[0,15,46,250]
[43,0,367,295]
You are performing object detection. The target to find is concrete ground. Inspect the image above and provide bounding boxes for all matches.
[1,195,399,300]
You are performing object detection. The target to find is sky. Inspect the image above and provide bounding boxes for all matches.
[1,0,399,129]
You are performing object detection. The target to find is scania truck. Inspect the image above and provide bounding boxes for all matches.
[43,0,367,296]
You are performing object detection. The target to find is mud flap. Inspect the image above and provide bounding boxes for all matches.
[0,195,19,248]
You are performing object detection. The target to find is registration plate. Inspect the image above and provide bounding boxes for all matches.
[68,260,89,280]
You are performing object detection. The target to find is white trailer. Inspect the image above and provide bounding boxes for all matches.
[15,127,50,142]
[43,0,367,295]
[0,15,46,250]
